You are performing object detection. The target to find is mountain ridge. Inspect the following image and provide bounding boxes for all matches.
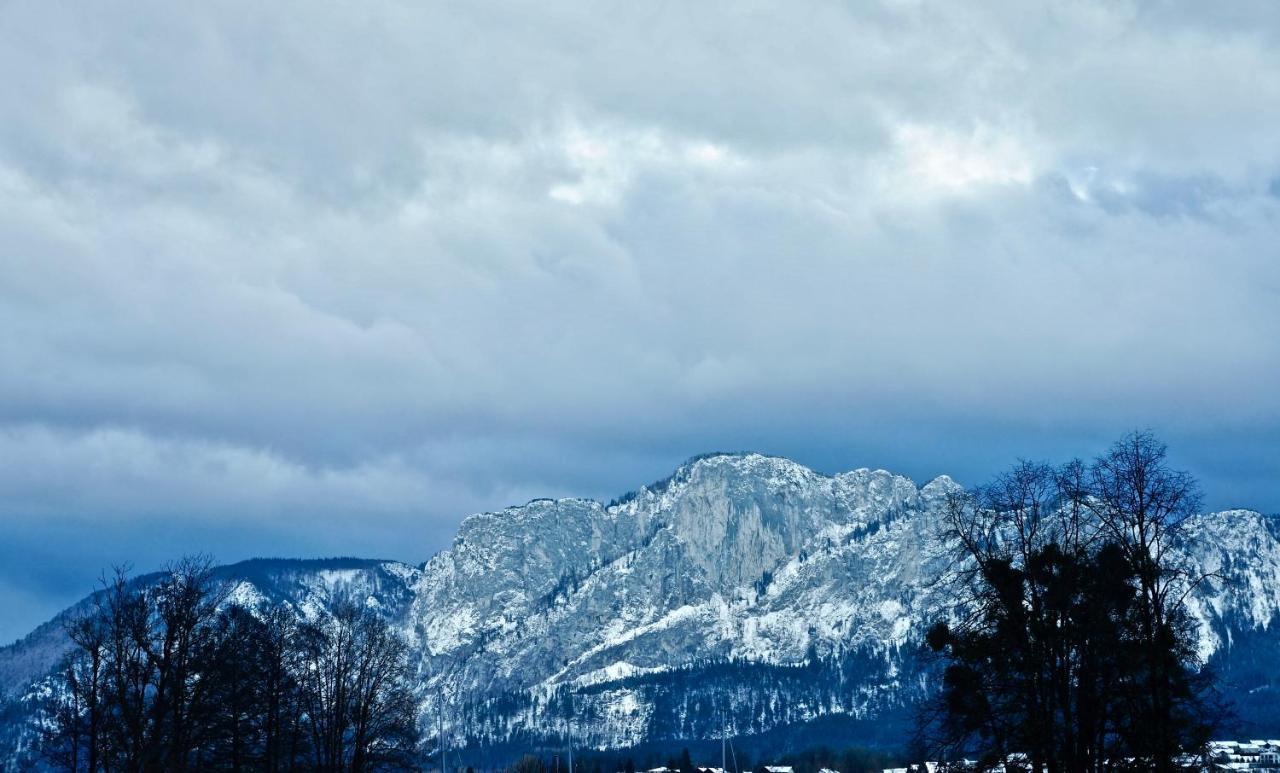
[3,452,1278,764]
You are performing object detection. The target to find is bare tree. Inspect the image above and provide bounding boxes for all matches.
[43,611,109,772]
[142,555,228,771]
[1083,431,1211,771]
[298,601,419,772]
[44,560,422,772]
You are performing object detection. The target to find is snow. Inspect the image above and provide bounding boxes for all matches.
[4,453,1279,757]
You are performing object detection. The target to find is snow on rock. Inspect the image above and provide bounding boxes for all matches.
[3,453,1279,755]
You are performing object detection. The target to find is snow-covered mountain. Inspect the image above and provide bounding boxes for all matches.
[3,453,1278,762]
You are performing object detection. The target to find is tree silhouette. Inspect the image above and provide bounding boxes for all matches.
[920,433,1220,771]
[41,559,419,772]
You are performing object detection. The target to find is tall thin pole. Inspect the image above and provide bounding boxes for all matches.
[439,687,448,773]
[725,709,730,773]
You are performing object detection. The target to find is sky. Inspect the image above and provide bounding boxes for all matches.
[1,0,1279,643]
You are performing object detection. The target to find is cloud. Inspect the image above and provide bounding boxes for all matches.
[1,0,1279,640]
[884,123,1036,195]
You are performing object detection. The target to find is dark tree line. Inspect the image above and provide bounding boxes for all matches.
[920,432,1221,772]
[41,557,419,772]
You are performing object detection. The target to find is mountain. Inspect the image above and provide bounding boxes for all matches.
[3,453,1278,765]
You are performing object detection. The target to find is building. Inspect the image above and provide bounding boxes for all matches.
[1208,740,1280,771]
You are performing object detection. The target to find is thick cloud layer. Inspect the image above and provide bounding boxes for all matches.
[2,0,1279,642]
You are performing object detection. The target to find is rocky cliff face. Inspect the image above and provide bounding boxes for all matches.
[3,453,1278,761]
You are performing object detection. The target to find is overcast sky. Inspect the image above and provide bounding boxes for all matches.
[1,0,1279,643]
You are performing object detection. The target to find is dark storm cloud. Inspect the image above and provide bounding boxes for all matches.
[1,0,1279,641]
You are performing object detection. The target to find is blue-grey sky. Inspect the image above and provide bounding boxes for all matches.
[2,0,1279,643]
